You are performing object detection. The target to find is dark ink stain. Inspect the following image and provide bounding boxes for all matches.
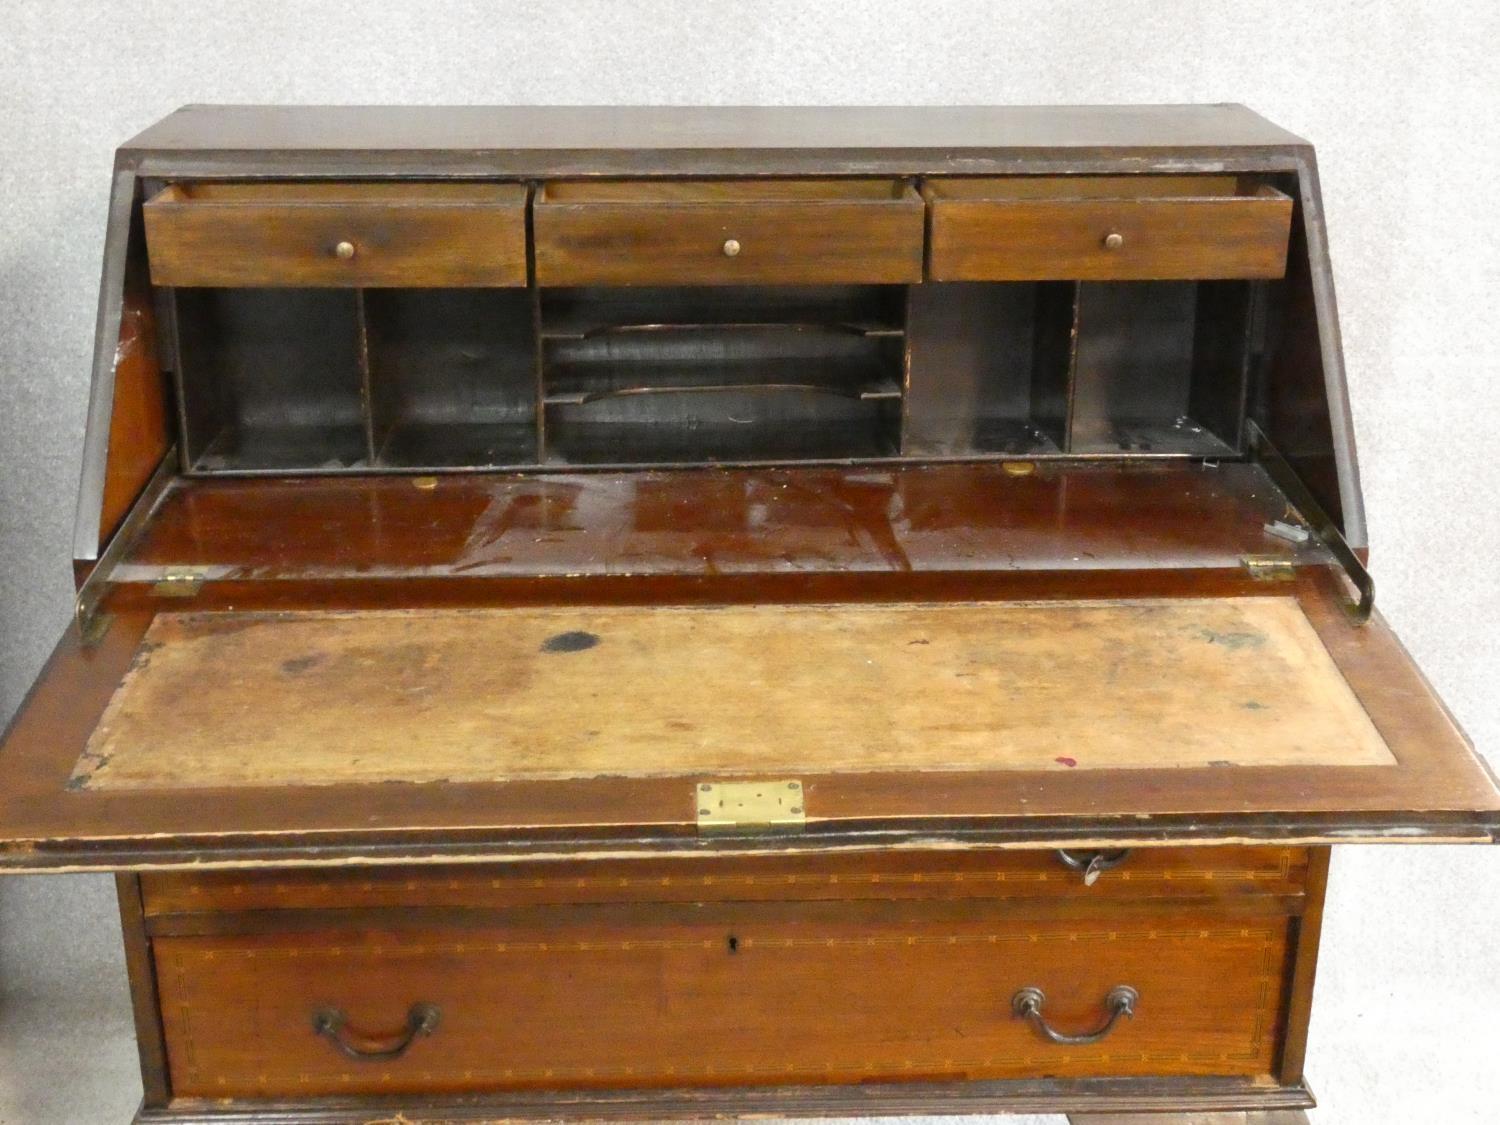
[1055,756,1078,768]
[542,630,600,654]
[1198,628,1264,650]
[1208,759,1235,768]
[908,638,930,646]
[281,654,323,675]
[1242,700,1267,710]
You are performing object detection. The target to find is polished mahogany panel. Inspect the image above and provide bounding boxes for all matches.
[115,461,1326,583]
[155,910,1291,1097]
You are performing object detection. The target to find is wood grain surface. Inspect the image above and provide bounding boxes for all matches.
[154,911,1290,1097]
[144,182,528,288]
[74,597,1391,791]
[139,847,1310,917]
[926,179,1293,281]
[535,179,924,286]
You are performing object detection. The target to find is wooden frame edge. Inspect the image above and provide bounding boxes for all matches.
[1276,844,1331,1083]
[134,1076,1315,1123]
[117,872,172,1107]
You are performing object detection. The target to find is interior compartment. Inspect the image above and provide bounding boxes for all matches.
[540,285,904,465]
[365,289,537,467]
[168,265,1262,473]
[904,282,1074,456]
[1070,281,1256,455]
[175,288,368,472]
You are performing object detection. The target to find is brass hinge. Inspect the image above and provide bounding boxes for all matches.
[1241,555,1297,582]
[152,568,206,598]
[696,780,806,835]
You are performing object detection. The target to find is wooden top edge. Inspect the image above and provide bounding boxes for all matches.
[119,104,1312,158]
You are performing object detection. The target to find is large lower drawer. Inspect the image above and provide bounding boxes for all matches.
[154,906,1292,1098]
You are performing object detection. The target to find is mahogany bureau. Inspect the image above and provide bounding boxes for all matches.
[1,105,1496,1125]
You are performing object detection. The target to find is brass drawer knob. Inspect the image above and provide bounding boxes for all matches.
[312,1002,440,1060]
[1013,985,1138,1046]
[334,240,357,260]
[722,238,742,257]
[1102,231,1125,251]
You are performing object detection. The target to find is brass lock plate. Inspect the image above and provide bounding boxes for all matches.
[695,780,806,835]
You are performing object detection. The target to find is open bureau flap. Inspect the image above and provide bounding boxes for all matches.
[4,467,1498,872]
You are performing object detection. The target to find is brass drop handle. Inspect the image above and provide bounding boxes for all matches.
[1013,985,1138,1046]
[312,1002,440,1061]
[1102,230,1125,250]
[334,240,357,260]
[722,237,742,257]
[1056,848,1132,886]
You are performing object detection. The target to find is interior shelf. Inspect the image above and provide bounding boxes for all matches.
[538,284,905,465]
[543,359,901,406]
[545,417,899,466]
[539,285,905,340]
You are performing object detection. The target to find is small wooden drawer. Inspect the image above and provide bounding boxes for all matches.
[154,908,1290,1097]
[533,179,926,287]
[925,176,1294,281]
[142,846,1310,915]
[143,182,529,287]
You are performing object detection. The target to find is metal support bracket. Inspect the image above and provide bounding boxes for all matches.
[1247,420,1374,624]
[73,450,179,645]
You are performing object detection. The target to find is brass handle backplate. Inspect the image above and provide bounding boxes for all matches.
[312,1002,440,1061]
[1012,985,1137,1046]
[1055,848,1133,886]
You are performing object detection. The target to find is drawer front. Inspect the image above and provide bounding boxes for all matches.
[155,910,1290,1097]
[927,177,1293,281]
[534,179,926,286]
[144,182,529,287]
[143,846,1310,914]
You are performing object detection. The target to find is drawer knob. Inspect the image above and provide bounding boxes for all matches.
[312,1002,440,1061]
[334,240,357,260]
[1055,848,1132,886]
[1013,985,1138,1046]
[722,238,742,257]
[1102,231,1125,251]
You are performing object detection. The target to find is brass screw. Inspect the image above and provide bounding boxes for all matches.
[334,240,357,260]
[722,238,742,257]
[1102,231,1124,251]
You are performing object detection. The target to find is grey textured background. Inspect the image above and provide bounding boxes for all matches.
[1,3,1497,1122]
